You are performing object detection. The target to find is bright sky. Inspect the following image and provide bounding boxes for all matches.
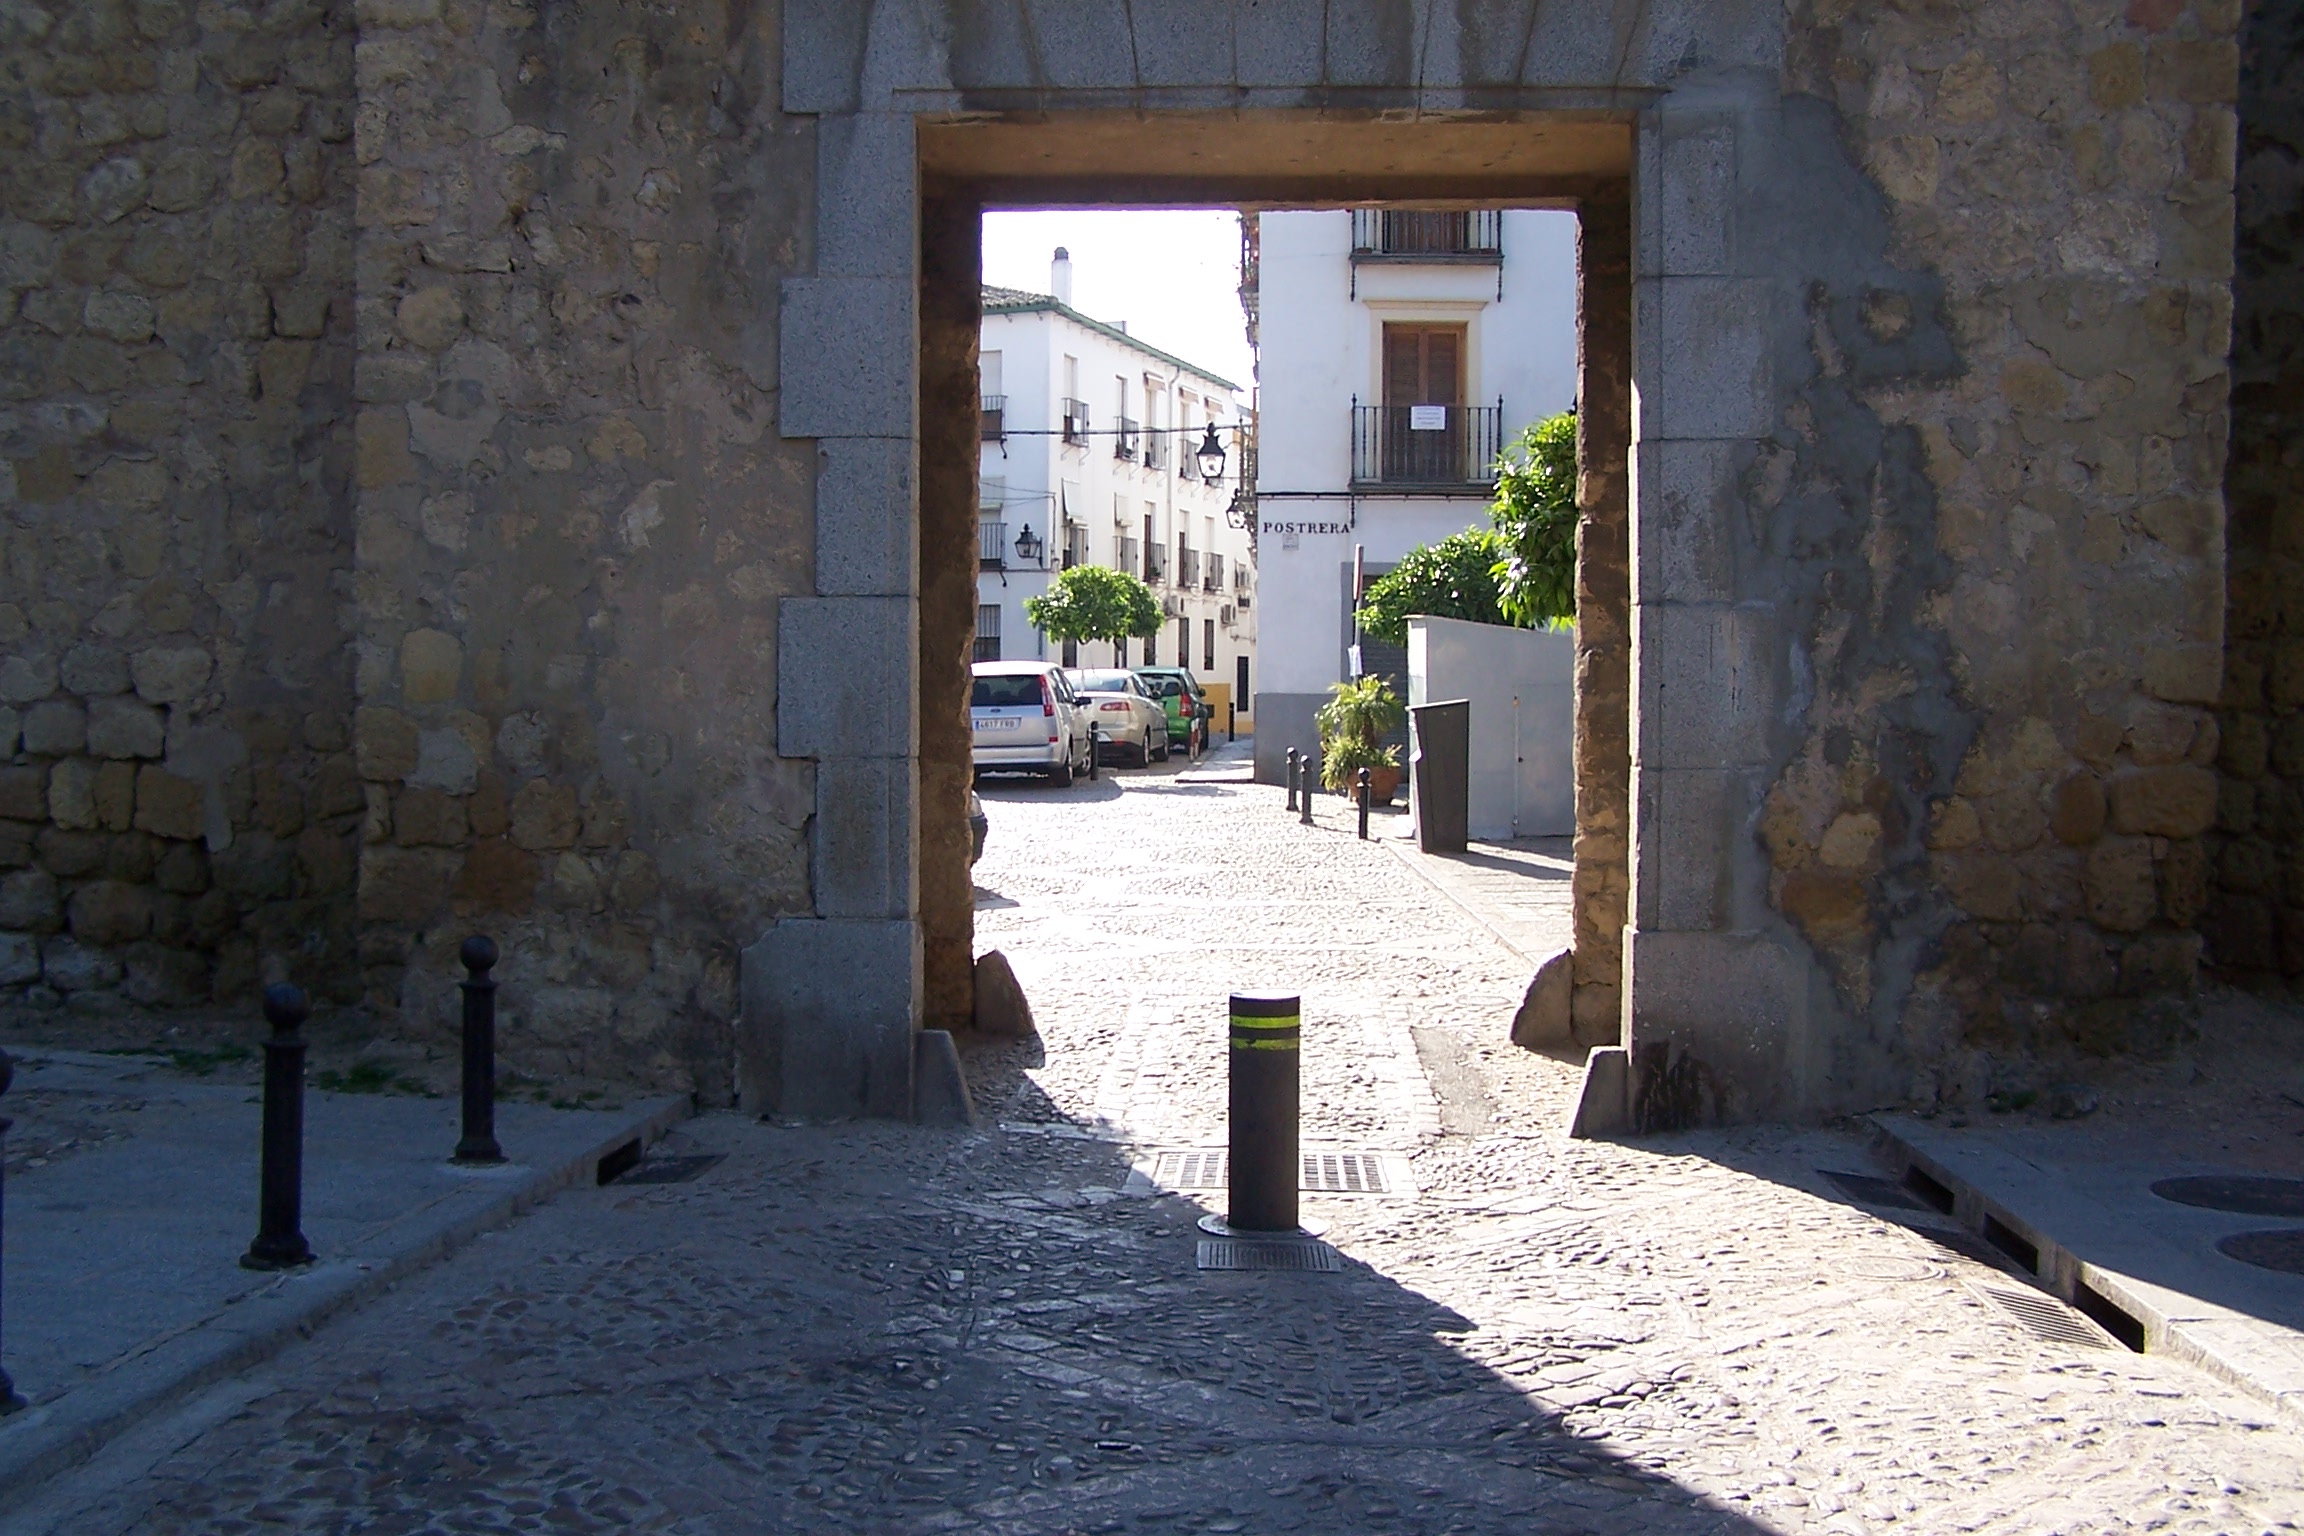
[981,210,1254,398]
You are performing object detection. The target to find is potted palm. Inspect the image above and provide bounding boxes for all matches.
[1315,676,1405,803]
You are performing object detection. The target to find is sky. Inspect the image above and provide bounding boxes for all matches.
[980,210,1255,397]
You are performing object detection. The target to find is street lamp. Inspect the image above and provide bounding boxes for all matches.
[1014,523,1043,566]
[1195,422,1226,482]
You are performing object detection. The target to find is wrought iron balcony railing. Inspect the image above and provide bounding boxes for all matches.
[1061,399,1091,445]
[980,395,1005,441]
[1349,401,1503,489]
[1144,543,1167,585]
[1178,548,1201,590]
[1113,415,1139,461]
[978,520,1007,569]
[1349,209,1502,260]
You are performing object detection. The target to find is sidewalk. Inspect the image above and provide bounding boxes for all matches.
[1874,1108,2304,1430]
[0,1045,686,1499]
[1385,830,1574,966]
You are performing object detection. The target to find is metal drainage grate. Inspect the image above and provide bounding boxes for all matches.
[2218,1228,2304,1275]
[1970,1283,2110,1349]
[1820,1168,1933,1212]
[1197,1238,1343,1273]
[613,1154,725,1186]
[1150,1151,1390,1194]
[2152,1176,2304,1218]
[1303,1152,1389,1194]
[1918,1228,2025,1274]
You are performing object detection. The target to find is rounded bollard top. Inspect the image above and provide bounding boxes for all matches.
[262,983,311,1034]
[460,934,500,975]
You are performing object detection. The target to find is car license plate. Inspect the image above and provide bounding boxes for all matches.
[976,717,1020,731]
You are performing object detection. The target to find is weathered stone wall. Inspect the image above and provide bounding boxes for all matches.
[2209,0,2304,981]
[1760,0,2237,1102]
[344,0,815,1096]
[1,0,360,1022]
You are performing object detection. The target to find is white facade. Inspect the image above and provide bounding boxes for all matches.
[1248,209,1578,780]
[976,253,1254,706]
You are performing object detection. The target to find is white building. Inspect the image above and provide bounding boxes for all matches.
[1246,210,1579,782]
[977,250,1255,712]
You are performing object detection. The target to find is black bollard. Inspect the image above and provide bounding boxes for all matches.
[242,985,315,1271]
[1357,766,1371,840]
[1086,721,1099,780]
[1285,747,1299,811]
[0,1047,23,1413]
[454,936,504,1165]
[1227,993,1301,1234]
[1299,752,1314,826]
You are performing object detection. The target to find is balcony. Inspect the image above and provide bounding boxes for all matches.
[1115,536,1140,577]
[1144,543,1167,586]
[1061,522,1089,569]
[1062,399,1091,445]
[1113,415,1139,462]
[980,394,1005,441]
[972,634,1001,662]
[1178,547,1201,590]
[1350,402,1503,490]
[1350,209,1502,261]
[1142,430,1165,471]
[1204,553,1224,593]
[978,519,1007,569]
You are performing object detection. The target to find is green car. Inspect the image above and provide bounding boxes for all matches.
[1132,668,1212,755]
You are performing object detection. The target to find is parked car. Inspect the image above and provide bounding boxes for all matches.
[1133,667,1212,754]
[968,790,987,864]
[1062,668,1170,766]
[970,661,1092,785]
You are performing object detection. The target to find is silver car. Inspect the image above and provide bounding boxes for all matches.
[970,661,1092,786]
[1063,668,1169,767]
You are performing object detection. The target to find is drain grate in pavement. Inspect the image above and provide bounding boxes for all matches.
[1820,1168,1934,1211]
[1302,1152,1390,1193]
[613,1154,725,1185]
[1149,1151,1391,1194]
[1197,1238,1343,1273]
[2152,1176,2304,1218]
[1969,1283,2111,1349]
[2218,1228,2304,1275]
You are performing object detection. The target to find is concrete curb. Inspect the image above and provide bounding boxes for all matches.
[1381,838,1554,970]
[0,1094,690,1503]
[1868,1114,2304,1432]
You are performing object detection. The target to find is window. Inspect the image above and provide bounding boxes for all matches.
[1203,618,1215,673]
[1236,654,1249,702]
[1062,637,1078,667]
[1175,617,1189,669]
[1383,324,1464,407]
[973,604,1001,663]
[1143,630,1156,665]
[980,350,1004,440]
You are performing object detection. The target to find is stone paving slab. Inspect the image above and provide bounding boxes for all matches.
[1384,833,1574,968]
[1874,1113,2304,1431]
[0,1046,687,1500]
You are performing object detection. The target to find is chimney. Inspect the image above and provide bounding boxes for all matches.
[1051,246,1072,306]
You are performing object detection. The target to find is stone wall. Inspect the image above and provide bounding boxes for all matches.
[1,0,360,1022]
[343,0,814,1097]
[2209,0,2304,982]
[1762,0,2237,1099]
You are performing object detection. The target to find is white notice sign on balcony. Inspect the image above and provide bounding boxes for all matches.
[1408,405,1447,431]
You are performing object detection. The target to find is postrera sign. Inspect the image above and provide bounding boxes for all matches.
[1409,404,1447,431]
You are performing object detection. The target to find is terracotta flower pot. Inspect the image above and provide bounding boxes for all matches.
[1335,765,1402,803]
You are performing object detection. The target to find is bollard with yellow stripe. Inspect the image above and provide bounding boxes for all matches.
[1228,993,1301,1234]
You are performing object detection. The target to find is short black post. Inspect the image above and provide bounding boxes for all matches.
[1299,752,1314,826]
[242,985,314,1271]
[454,936,504,1165]
[1357,766,1371,840]
[0,1047,25,1413]
[1227,700,1236,743]
[1285,747,1299,811]
[1228,993,1300,1234]
[1086,721,1099,780]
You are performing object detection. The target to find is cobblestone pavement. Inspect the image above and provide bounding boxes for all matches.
[13,754,2303,1535]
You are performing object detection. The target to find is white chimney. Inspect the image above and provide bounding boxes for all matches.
[1051,246,1073,306]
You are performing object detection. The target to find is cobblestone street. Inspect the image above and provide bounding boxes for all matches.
[13,755,2303,1535]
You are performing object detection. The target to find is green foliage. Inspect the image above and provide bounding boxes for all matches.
[1489,410,1578,627]
[1023,564,1161,646]
[314,1060,433,1097]
[1314,676,1405,790]
[1352,529,1511,646]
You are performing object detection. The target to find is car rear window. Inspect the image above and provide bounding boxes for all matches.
[1143,677,1181,697]
[972,675,1043,708]
[1074,671,1134,693]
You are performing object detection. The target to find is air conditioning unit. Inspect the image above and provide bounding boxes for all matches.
[1219,604,1235,625]
[1161,595,1181,617]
